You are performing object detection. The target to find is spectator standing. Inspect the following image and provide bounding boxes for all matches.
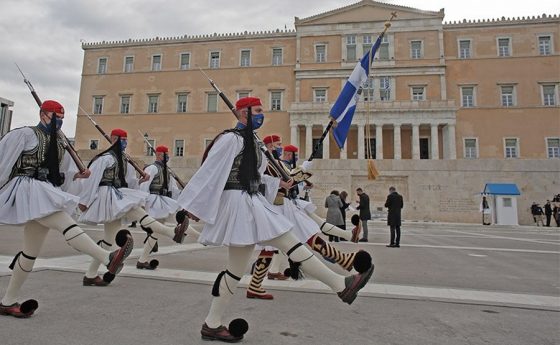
[531,202,545,226]
[384,186,404,248]
[325,190,344,242]
[356,188,371,242]
[544,200,552,227]
[339,191,350,241]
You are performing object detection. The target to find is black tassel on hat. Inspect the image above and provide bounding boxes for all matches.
[45,117,63,186]
[238,106,260,195]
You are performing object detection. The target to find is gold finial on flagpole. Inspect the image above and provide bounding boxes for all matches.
[384,11,397,31]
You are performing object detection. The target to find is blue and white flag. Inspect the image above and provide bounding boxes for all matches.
[331,33,384,149]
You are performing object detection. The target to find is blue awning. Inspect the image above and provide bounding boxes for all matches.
[483,183,521,195]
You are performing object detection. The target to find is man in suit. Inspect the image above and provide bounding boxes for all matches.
[356,188,371,242]
[384,186,404,248]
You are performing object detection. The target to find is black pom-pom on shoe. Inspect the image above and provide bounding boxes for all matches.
[351,214,360,226]
[115,229,131,247]
[352,250,372,274]
[176,209,188,224]
[149,259,159,269]
[20,299,39,314]
[102,272,116,283]
[229,318,249,338]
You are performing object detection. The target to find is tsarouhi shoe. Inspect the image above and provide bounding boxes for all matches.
[106,232,134,275]
[201,323,243,342]
[83,276,110,287]
[337,264,375,305]
[0,300,38,318]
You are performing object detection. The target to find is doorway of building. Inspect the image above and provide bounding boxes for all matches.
[420,138,430,159]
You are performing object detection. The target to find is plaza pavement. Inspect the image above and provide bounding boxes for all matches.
[0,220,559,345]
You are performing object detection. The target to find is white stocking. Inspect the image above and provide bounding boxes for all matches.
[138,234,158,263]
[269,251,287,274]
[37,211,109,264]
[127,207,175,239]
[263,231,345,292]
[1,221,48,305]
[205,245,254,328]
[84,219,120,278]
[306,211,353,241]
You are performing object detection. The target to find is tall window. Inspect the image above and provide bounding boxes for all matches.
[498,38,511,57]
[410,40,422,59]
[378,36,389,60]
[174,139,184,157]
[148,95,159,113]
[146,139,155,156]
[546,138,560,158]
[504,138,519,158]
[315,44,326,62]
[240,50,251,67]
[363,35,372,56]
[346,35,356,61]
[151,55,162,71]
[93,96,103,114]
[461,87,475,107]
[210,51,220,68]
[538,36,552,55]
[124,56,134,72]
[180,53,190,70]
[501,85,515,107]
[362,77,375,101]
[120,95,131,114]
[97,58,107,74]
[271,91,282,111]
[272,48,283,65]
[459,40,471,59]
[207,92,218,112]
[464,138,478,159]
[411,86,425,101]
[177,93,188,113]
[237,91,250,100]
[312,138,323,159]
[89,139,99,150]
[542,85,557,106]
[313,88,327,103]
[379,76,391,101]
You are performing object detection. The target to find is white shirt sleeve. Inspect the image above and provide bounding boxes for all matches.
[0,128,35,187]
[139,164,157,192]
[177,133,242,224]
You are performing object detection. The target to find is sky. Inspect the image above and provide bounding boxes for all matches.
[1,0,558,137]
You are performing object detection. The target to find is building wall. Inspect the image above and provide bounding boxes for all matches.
[75,3,559,161]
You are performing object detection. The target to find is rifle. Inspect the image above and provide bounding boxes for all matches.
[78,105,148,179]
[137,130,186,188]
[15,63,87,173]
[198,68,293,184]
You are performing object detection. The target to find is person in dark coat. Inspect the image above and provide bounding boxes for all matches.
[544,200,552,227]
[384,186,403,248]
[338,191,350,241]
[356,188,371,242]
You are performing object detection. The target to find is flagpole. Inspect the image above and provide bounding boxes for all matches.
[307,11,397,162]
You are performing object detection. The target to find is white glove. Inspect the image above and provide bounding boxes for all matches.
[301,160,313,172]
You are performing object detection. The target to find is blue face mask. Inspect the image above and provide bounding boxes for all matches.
[235,113,265,130]
[39,117,63,132]
[120,139,128,151]
[274,147,283,157]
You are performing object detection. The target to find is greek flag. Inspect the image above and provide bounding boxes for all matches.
[331,33,384,149]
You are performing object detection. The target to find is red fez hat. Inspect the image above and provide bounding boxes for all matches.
[284,144,298,153]
[263,134,281,145]
[110,128,127,138]
[40,100,64,114]
[235,96,262,110]
[155,145,169,153]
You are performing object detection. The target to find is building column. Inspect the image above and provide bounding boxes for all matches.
[412,124,420,160]
[393,124,401,160]
[375,124,383,159]
[290,124,299,147]
[443,123,457,159]
[430,123,439,160]
[340,146,347,159]
[357,124,365,159]
[323,125,330,159]
[305,124,313,158]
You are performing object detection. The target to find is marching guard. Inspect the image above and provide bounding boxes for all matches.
[77,129,188,285]
[177,97,374,342]
[0,101,133,317]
